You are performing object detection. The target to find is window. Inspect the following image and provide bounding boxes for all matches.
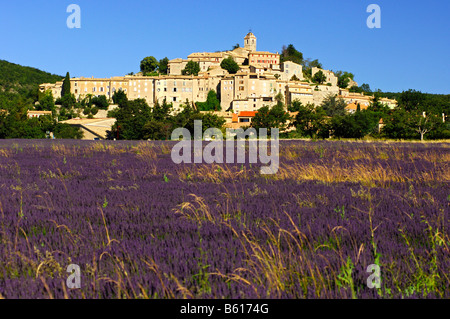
[93,87,96,92]
[173,88,177,92]
[173,97,177,102]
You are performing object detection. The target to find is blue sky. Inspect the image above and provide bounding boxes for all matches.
[0,0,449,94]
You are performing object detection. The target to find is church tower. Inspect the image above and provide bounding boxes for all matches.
[244,32,257,52]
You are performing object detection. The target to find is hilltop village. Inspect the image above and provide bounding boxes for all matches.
[39,32,397,134]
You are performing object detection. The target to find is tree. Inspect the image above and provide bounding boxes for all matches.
[184,112,226,136]
[275,92,284,107]
[251,104,291,135]
[159,57,169,75]
[220,57,240,74]
[309,59,322,69]
[232,44,240,50]
[196,90,221,111]
[110,99,152,140]
[290,74,300,82]
[381,108,416,139]
[91,95,109,109]
[313,70,326,84]
[361,83,372,93]
[142,120,173,140]
[411,111,441,141]
[152,98,173,122]
[61,72,71,97]
[112,89,128,107]
[288,100,303,112]
[61,93,76,109]
[182,61,200,76]
[140,56,159,75]
[336,71,354,89]
[398,89,425,112]
[37,90,55,112]
[293,103,328,138]
[332,110,379,139]
[281,44,304,65]
[53,123,84,139]
[321,94,347,117]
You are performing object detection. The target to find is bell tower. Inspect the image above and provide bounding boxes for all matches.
[244,31,257,52]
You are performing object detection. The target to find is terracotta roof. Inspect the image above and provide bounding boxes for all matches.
[238,111,257,117]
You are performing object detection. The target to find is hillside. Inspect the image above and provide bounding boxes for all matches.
[0,59,63,88]
[0,59,63,109]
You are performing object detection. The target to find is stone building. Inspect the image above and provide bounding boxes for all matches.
[39,32,397,118]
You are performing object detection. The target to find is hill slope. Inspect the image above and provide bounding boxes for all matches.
[0,59,63,108]
[0,59,63,88]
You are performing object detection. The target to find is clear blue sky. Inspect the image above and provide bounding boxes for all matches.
[1,0,449,94]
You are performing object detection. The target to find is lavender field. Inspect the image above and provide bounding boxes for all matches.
[0,139,449,299]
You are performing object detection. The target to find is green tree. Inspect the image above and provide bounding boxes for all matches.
[184,112,226,136]
[313,70,326,84]
[361,83,372,93]
[112,89,128,107]
[159,57,169,75]
[398,89,425,112]
[182,61,200,76]
[336,71,354,89]
[53,123,84,139]
[110,99,152,140]
[152,99,173,122]
[140,56,159,75]
[321,94,347,117]
[91,95,109,109]
[281,44,304,65]
[294,103,328,138]
[61,93,76,109]
[411,111,442,141]
[381,108,416,139]
[220,57,240,74]
[288,100,303,112]
[142,120,173,140]
[252,104,291,135]
[196,90,221,111]
[332,110,379,139]
[61,72,71,97]
[37,90,55,112]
